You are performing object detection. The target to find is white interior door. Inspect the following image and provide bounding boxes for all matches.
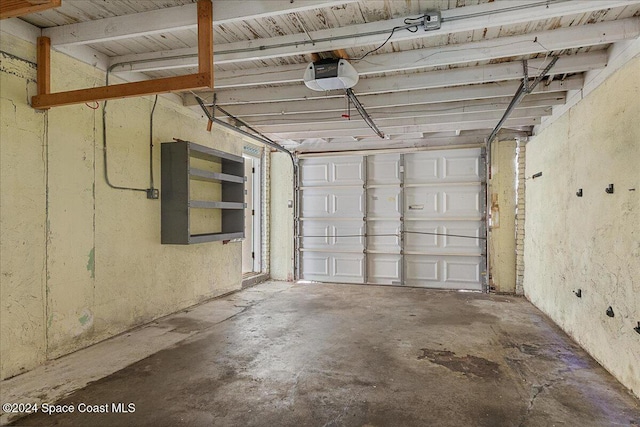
[242,155,262,274]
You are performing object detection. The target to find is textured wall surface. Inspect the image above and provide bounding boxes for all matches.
[269,152,294,281]
[0,36,47,380]
[524,56,640,397]
[0,32,248,379]
[489,140,517,293]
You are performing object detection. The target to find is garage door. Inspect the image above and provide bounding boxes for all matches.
[299,148,486,291]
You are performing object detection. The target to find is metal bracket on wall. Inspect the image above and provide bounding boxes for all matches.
[605,184,614,194]
[576,189,583,197]
[634,322,640,335]
[606,306,615,317]
[147,188,160,199]
[573,289,582,298]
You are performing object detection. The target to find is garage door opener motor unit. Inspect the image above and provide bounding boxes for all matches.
[303,58,359,91]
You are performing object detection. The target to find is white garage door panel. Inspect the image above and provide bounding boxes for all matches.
[300,188,364,218]
[405,189,439,216]
[443,186,483,217]
[404,156,438,182]
[367,220,401,253]
[367,154,401,185]
[333,255,365,282]
[302,253,330,276]
[405,148,483,183]
[301,252,364,283]
[301,156,364,187]
[368,254,401,285]
[300,221,364,251]
[405,221,483,255]
[300,163,329,187]
[368,187,402,219]
[404,184,483,220]
[405,255,483,290]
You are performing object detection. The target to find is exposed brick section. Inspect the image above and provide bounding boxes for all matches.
[515,140,526,295]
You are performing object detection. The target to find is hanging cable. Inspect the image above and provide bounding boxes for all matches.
[351,15,426,61]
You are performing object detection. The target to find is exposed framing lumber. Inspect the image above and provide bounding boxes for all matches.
[184,52,599,107]
[188,79,577,117]
[0,0,60,20]
[36,36,50,96]
[44,0,358,47]
[31,0,213,110]
[107,0,640,72]
[268,117,540,139]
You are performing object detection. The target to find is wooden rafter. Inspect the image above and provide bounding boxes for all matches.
[31,0,213,110]
[0,0,61,20]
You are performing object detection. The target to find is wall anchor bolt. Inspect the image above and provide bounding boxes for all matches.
[576,189,583,197]
[606,306,615,317]
[634,322,640,335]
[605,184,614,194]
[574,289,582,298]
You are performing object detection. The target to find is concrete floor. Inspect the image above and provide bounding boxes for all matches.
[8,281,640,427]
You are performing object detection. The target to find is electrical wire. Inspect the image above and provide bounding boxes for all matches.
[101,68,151,193]
[149,95,158,189]
[351,14,428,62]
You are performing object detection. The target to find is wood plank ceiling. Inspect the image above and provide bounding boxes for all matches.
[17,0,640,152]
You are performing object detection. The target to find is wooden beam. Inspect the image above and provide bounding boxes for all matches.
[269,117,540,139]
[198,52,603,105]
[225,94,566,124]
[36,36,50,97]
[187,78,580,115]
[31,0,214,109]
[111,0,636,67]
[197,0,213,82]
[124,17,639,82]
[240,106,551,134]
[333,49,349,59]
[44,0,358,47]
[0,0,60,19]
[32,73,211,109]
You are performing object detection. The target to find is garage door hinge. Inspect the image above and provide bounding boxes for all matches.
[252,252,255,259]
[252,209,255,216]
[252,167,255,173]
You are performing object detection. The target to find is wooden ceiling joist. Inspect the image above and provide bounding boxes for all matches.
[0,0,61,20]
[31,0,214,110]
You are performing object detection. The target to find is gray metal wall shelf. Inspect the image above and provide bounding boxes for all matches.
[161,140,245,244]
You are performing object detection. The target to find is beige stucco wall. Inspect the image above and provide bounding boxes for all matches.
[489,140,517,293]
[524,56,640,397]
[269,152,294,281]
[0,32,247,378]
